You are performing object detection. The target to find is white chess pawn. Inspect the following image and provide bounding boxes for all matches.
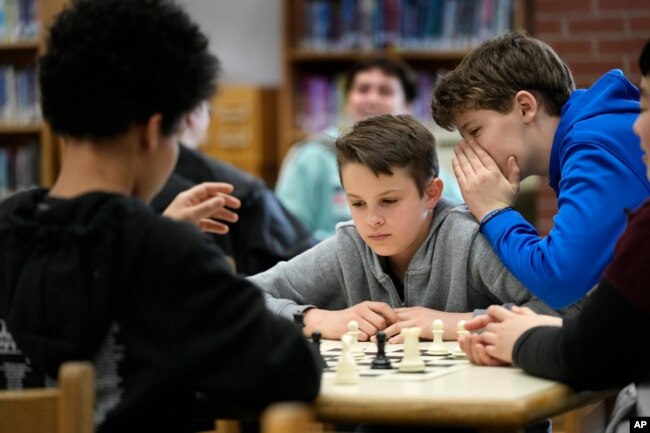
[399,327,425,372]
[334,334,359,384]
[452,320,469,358]
[347,320,365,358]
[427,319,450,356]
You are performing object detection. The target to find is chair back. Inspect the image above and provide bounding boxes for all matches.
[0,362,95,433]
[261,402,318,433]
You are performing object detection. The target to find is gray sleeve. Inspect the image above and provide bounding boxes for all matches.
[466,231,568,317]
[248,236,347,320]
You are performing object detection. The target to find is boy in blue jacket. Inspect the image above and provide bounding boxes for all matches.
[432,31,650,308]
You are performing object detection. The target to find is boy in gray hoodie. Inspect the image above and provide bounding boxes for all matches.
[250,114,568,343]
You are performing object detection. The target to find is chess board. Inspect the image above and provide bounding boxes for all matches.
[320,340,470,382]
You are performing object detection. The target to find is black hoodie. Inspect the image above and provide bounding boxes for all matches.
[0,189,321,432]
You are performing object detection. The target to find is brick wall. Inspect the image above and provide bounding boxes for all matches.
[532,0,650,235]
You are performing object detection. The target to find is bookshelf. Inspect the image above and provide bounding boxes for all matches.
[202,86,279,186]
[0,0,66,199]
[278,0,532,163]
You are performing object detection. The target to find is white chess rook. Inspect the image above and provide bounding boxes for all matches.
[399,327,426,373]
[427,319,449,356]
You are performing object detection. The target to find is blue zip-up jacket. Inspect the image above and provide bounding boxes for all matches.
[482,69,650,308]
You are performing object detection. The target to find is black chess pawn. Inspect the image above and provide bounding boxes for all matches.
[371,331,393,369]
[311,331,328,368]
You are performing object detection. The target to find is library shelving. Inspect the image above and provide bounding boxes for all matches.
[0,0,66,199]
[278,0,532,163]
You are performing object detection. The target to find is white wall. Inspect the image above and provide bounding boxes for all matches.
[180,0,282,86]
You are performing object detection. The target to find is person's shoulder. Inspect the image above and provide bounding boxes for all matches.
[429,200,484,245]
[0,188,46,215]
[179,145,262,197]
[288,129,338,161]
[434,199,477,228]
[292,140,335,160]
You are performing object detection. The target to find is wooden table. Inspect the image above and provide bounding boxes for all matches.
[314,340,614,433]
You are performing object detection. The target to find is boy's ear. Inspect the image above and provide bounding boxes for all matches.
[141,113,164,151]
[425,177,444,209]
[514,90,538,124]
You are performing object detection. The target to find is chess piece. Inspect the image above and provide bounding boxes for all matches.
[370,331,392,369]
[452,320,469,358]
[399,327,425,372]
[427,319,450,356]
[347,320,365,358]
[334,334,359,384]
[311,331,328,368]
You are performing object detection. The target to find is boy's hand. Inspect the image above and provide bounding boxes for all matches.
[459,333,509,366]
[303,301,398,341]
[471,305,561,364]
[163,182,241,234]
[452,138,520,221]
[380,308,472,343]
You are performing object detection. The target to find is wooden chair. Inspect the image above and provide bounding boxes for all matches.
[0,362,95,433]
[261,402,324,433]
[214,419,243,433]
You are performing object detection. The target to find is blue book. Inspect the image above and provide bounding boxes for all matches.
[0,0,6,41]
[340,0,359,49]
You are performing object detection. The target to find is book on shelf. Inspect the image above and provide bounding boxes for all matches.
[0,64,41,124]
[299,0,514,52]
[0,142,39,200]
[0,0,38,42]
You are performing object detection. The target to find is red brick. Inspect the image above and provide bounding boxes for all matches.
[598,0,650,11]
[535,186,558,235]
[599,37,648,54]
[536,19,563,35]
[568,17,625,33]
[628,71,642,86]
[573,73,610,88]
[568,59,625,75]
[630,16,650,32]
[537,0,593,14]
[548,39,594,56]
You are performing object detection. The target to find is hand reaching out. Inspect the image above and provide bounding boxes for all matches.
[163,182,241,234]
[452,138,520,221]
[380,307,472,344]
[304,301,398,341]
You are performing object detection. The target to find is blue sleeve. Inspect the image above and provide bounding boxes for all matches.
[275,145,322,234]
[438,165,463,204]
[482,143,647,308]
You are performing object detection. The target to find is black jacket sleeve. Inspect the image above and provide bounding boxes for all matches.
[513,278,650,391]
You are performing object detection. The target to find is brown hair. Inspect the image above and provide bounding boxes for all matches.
[335,114,439,197]
[345,57,419,104]
[431,31,575,130]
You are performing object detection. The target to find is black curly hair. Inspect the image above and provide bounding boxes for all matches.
[39,0,220,139]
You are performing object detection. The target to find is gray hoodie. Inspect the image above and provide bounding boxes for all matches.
[250,199,568,320]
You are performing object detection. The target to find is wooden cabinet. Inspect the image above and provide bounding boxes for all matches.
[0,0,67,197]
[202,86,279,185]
[278,0,532,163]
